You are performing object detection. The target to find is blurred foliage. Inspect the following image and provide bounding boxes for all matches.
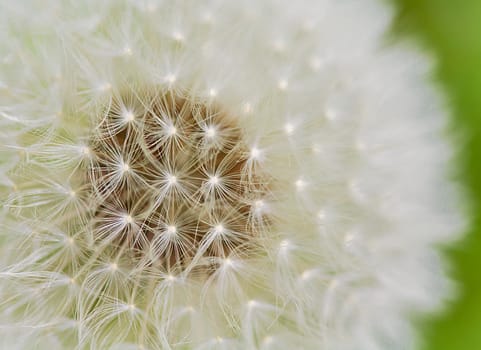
[393,0,481,349]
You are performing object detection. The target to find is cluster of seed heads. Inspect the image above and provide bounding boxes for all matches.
[87,90,271,275]
[3,87,275,347]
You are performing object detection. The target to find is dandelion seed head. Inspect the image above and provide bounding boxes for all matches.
[0,1,464,349]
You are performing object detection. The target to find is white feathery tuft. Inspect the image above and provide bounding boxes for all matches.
[0,0,464,349]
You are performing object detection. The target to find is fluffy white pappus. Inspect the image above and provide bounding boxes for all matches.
[0,0,464,349]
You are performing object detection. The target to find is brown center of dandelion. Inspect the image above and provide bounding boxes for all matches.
[88,90,270,274]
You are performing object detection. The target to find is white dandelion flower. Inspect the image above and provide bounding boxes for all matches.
[0,0,464,350]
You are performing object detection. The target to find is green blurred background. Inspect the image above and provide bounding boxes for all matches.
[393,0,481,349]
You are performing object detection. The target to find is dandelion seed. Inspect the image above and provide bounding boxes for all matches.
[167,126,177,136]
[123,110,135,123]
[80,146,90,156]
[279,240,290,252]
[254,200,264,210]
[98,82,112,92]
[301,269,315,281]
[205,125,216,138]
[167,174,177,185]
[123,214,133,225]
[121,162,130,173]
[295,178,306,191]
[317,209,326,221]
[165,74,176,84]
[325,108,337,121]
[272,39,286,53]
[250,147,261,159]
[167,274,175,282]
[263,336,273,345]
[185,305,195,313]
[309,56,322,71]
[209,175,220,185]
[122,46,133,56]
[284,123,294,135]
[209,88,217,97]
[277,79,288,91]
[172,31,184,42]
[242,102,253,114]
[214,224,224,235]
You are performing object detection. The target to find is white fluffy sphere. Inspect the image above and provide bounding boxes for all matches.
[0,1,463,349]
